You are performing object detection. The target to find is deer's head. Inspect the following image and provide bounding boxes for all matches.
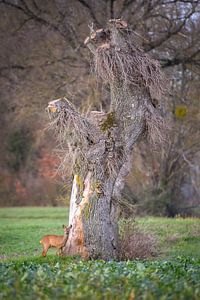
[63,224,72,237]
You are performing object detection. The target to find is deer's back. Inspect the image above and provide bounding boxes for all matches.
[40,235,64,248]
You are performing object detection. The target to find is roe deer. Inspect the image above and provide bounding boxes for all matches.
[40,225,72,257]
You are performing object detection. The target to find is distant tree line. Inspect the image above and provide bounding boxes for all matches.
[0,0,199,216]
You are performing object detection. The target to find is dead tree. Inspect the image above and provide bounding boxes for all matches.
[46,19,167,260]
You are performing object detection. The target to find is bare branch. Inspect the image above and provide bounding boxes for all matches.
[110,0,116,19]
[0,0,72,43]
[76,0,101,27]
[146,4,198,51]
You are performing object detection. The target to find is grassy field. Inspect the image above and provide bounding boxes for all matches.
[0,207,200,299]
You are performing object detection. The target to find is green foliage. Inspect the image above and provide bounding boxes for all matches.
[0,208,200,299]
[0,256,200,300]
[7,127,33,172]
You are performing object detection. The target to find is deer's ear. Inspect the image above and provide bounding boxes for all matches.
[69,224,72,228]
[62,224,66,228]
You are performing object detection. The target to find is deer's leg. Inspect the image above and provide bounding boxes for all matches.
[42,245,49,257]
[59,247,64,256]
[57,247,62,256]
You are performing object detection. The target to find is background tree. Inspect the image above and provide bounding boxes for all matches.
[0,0,199,215]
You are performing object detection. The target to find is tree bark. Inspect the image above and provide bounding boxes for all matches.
[64,172,91,259]
[65,171,119,260]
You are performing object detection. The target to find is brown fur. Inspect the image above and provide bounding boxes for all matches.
[40,225,72,257]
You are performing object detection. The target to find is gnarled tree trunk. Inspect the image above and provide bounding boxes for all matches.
[46,19,166,260]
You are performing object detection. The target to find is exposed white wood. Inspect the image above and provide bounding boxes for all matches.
[68,175,79,226]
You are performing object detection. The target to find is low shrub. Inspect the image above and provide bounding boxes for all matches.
[119,219,157,260]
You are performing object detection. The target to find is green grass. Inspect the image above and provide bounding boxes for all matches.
[0,207,68,258]
[0,207,200,299]
[137,217,200,258]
